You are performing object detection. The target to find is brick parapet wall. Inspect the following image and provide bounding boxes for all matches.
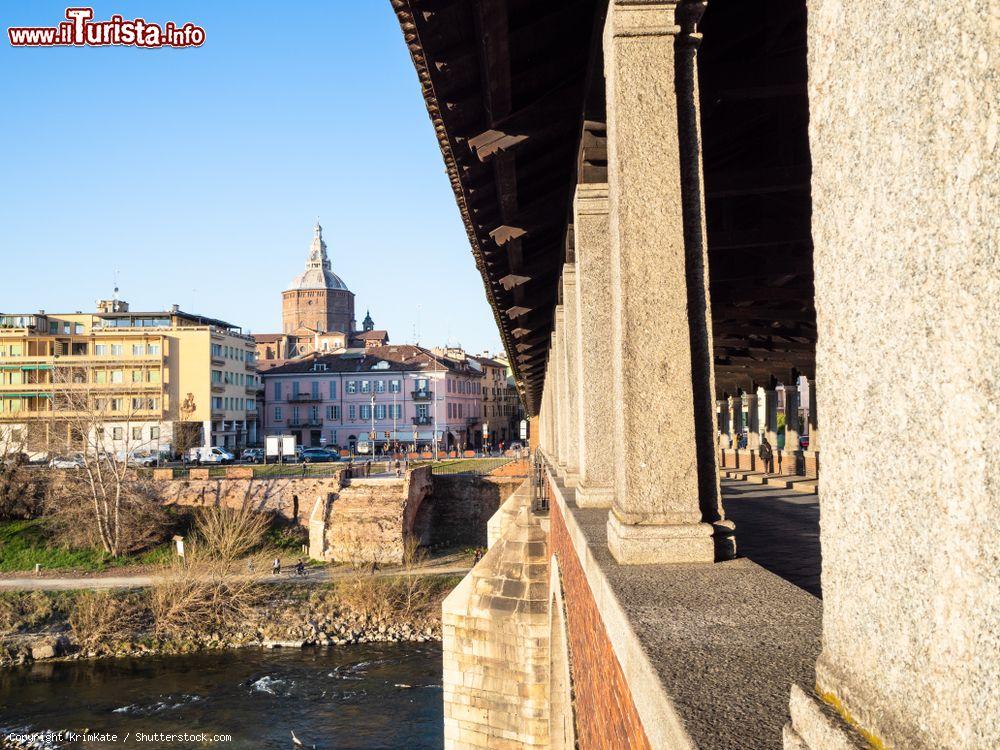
[540,452,695,750]
[549,493,652,750]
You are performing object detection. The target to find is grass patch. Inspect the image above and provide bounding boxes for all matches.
[430,458,515,475]
[0,519,173,573]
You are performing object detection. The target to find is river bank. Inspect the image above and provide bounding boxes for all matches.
[0,576,455,669]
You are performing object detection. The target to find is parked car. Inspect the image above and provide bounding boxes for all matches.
[299,447,338,463]
[116,451,159,467]
[49,454,84,469]
[186,446,235,464]
[241,448,264,463]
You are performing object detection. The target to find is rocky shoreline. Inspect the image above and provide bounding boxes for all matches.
[0,586,445,668]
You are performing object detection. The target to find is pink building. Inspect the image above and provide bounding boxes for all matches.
[261,345,484,452]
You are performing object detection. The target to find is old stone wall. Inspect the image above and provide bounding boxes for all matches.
[158,473,345,526]
[324,465,433,565]
[550,496,652,750]
[428,475,526,548]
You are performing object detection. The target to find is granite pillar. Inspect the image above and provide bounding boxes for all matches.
[560,267,581,486]
[604,0,733,564]
[746,392,760,451]
[782,382,800,475]
[785,1,997,747]
[573,183,614,507]
[764,388,779,469]
[553,309,568,474]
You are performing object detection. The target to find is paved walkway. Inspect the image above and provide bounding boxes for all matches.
[721,478,822,598]
[0,559,473,592]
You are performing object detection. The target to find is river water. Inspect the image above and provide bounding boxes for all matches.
[0,643,443,749]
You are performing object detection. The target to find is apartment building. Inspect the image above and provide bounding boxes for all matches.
[0,300,259,456]
[262,345,483,452]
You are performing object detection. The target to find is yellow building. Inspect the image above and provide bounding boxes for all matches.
[0,300,259,456]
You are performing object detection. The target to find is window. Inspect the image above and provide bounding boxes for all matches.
[375,380,385,393]
[132,397,144,410]
[326,405,341,420]
[348,405,356,420]
[311,381,319,399]
[375,404,387,420]
[132,370,143,382]
[310,406,320,422]
[291,406,300,423]
[212,370,222,383]
[110,370,123,384]
[389,380,401,393]
[132,344,144,356]
[63,323,71,334]
[329,380,337,398]
[49,321,58,334]
[360,380,371,393]
[147,344,160,355]
[274,406,283,420]
[292,382,300,399]
[394,404,403,419]
[94,370,106,384]
[132,427,142,440]
[417,404,429,418]
[346,381,357,394]
[113,427,123,440]
[150,427,160,440]
[273,382,282,400]
[360,405,371,420]
[111,344,123,356]
[448,403,454,419]
[94,344,107,356]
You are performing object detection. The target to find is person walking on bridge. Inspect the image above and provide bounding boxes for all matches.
[759,436,774,474]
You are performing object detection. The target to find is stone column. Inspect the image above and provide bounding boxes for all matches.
[717,400,730,446]
[725,395,736,450]
[807,377,819,453]
[573,183,614,507]
[732,392,745,443]
[764,388,779,456]
[604,0,734,564]
[785,2,996,746]
[782,381,800,475]
[545,332,562,469]
[553,311,567,473]
[560,267,581,485]
[746,391,760,451]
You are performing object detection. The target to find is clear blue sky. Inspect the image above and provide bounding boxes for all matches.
[0,1,501,353]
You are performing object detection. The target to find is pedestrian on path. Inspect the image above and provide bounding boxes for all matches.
[759,436,774,474]
[272,557,281,576]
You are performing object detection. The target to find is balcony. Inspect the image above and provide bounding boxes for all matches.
[288,419,322,428]
[411,389,433,400]
[412,415,432,426]
[288,394,321,403]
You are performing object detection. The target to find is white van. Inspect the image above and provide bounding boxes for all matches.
[186,446,235,464]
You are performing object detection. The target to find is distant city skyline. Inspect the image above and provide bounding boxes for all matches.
[0,1,503,354]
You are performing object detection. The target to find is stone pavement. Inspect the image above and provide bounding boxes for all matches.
[721,478,822,598]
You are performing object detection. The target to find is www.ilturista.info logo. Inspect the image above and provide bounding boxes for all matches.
[8,7,205,48]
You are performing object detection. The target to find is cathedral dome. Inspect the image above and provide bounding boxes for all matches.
[287,222,350,292]
[288,266,349,292]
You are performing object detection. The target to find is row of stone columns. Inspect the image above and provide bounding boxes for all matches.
[536,0,733,565]
[715,380,821,477]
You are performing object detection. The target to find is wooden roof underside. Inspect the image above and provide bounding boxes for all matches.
[393,0,815,413]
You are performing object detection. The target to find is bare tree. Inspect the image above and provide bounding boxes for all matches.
[47,364,165,556]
